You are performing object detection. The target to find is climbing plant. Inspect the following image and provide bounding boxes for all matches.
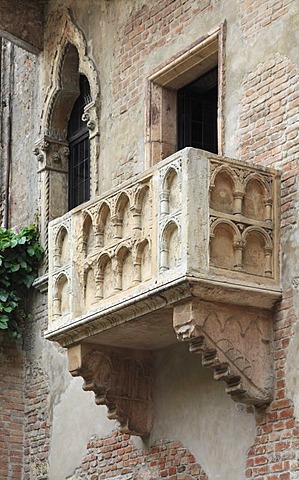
[0,225,44,339]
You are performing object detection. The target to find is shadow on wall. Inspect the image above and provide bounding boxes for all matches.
[147,342,256,479]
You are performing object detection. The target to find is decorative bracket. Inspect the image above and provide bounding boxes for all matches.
[173,299,273,407]
[68,343,153,436]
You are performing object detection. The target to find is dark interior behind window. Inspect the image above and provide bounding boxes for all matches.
[177,67,218,154]
[68,74,91,210]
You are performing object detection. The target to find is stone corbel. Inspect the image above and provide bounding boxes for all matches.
[68,343,153,436]
[173,299,273,407]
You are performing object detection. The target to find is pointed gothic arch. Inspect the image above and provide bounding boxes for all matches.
[34,12,100,270]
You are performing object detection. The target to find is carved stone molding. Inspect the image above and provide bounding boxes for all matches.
[173,299,273,406]
[34,136,69,271]
[68,343,153,436]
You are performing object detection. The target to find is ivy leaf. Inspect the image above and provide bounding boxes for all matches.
[27,246,35,257]
[0,291,9,302]
[18,236,27,245]
[0,315,9,329]
[0,224,43,338]
[10,263,20,272]
[3,305,15,313]
[23,275,35,289]
[10,238,18,248]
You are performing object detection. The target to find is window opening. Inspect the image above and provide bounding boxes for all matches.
[68,74,91,210]
[146,27,225,165]
[177,67,218,153]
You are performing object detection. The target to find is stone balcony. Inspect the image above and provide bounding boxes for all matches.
[46,148,281,436]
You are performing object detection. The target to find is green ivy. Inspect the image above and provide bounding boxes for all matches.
[0,225,44,339]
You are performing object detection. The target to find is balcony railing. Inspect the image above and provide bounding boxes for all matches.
[47,147,280,345]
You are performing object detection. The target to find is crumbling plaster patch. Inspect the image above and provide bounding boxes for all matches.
[48,376,116,480]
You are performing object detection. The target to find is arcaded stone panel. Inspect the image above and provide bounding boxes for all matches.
[0,0,44,53]
[239,0,292,44]
[70,432,208,479]
[0,336,24,480]
[209,158,280,280]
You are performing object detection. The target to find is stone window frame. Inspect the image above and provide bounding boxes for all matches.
[33,13,100,271]
[145,23,226,167]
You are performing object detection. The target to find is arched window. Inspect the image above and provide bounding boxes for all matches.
[67,74,91,210]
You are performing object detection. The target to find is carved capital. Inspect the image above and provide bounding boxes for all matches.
[68,344,153,436]
[82,101,99,138]
[35,136,69,169]
[173,299,273,407]
[33,139,50,163]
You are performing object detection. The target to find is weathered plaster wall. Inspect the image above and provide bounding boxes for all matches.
[150,344,256,479]
[0,41,40,230]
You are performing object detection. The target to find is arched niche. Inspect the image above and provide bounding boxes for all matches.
[115,193,131,239]
[42,11,100,138]
[161,221,181,270]
[82,212,95,257]
[55,226,69,267]
[136,239,152,282]
[243,177,268,221]
[97,202,113,247]
[98,254,114,299]
[117,245,134,291]
[210,221,236,269]
[210,169,235,214]
[242,229,271,276]
[136,185,151,233]
[84,267,97,309]
[54,274,70,317]
[49,44,80,139]
[162,167,180,214]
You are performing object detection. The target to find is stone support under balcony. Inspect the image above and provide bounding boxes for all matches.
[173,299,273,406]
[68,343,153,436]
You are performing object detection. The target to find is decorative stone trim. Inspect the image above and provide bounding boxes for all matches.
[36,11,101,272]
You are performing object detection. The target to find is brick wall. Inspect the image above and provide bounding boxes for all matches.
[69,432,208,479]
[245,290,299,478]
[239,0,291,43]
[0,335,24,480]
[113,0,213,115]
[240,50,299,479]
[23,293,51,480]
